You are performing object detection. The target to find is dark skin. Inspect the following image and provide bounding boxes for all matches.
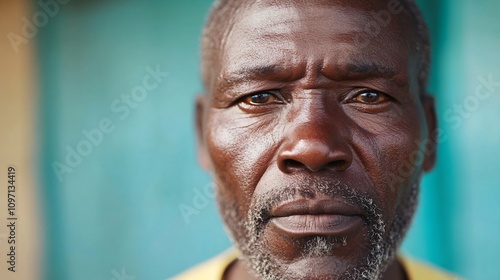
[196,0,437,279]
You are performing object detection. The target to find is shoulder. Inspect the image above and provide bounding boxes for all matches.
[399,255,462,280]
[169,248,239,280]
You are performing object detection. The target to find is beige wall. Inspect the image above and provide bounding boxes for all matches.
[0,0,42,279]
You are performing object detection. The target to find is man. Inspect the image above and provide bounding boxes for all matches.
[175,0,458,279]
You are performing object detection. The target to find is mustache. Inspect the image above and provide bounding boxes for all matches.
[246,178,381,232]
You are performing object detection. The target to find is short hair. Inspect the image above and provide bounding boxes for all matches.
[201,0,430,96]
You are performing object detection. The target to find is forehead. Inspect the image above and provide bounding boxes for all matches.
[217,1,413,86]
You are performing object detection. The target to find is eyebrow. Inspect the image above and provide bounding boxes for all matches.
[343,62,398,78]
[217,61,402,92]
[217,64,296,92]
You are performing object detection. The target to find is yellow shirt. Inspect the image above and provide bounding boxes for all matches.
[171,248,460,280]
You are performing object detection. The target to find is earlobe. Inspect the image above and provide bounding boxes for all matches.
[422,95,437,172]
[195,94,212,170]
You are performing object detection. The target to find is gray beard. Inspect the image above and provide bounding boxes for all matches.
[217,178,418,280]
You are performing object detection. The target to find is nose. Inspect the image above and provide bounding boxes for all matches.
[277,108,353,173]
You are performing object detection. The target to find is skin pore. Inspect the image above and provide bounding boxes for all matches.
[196,0,437,279]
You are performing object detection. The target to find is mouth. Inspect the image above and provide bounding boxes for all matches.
[269,197,364,237]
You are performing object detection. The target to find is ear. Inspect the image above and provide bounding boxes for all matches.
[422,94,437,172]
[195,94,212,170]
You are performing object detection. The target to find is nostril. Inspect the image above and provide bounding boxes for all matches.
[277,134,353,173]
[324,160,349,171]
[281,158,350,173]
[283,159,304,171]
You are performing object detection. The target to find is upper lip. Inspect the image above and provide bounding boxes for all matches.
[270,196,364,218]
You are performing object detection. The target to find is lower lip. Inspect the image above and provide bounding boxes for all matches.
[270,214,363,237]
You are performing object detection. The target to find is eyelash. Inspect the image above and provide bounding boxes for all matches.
[236,91,285,106]
[346,90,394,105]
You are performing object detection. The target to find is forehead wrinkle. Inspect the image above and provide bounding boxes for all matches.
[238,4,298,35]
[320,51,409,86]
[203,0,430,96]
[325,61,403,84]
[232,4,367,43]
[208,0,424,96]
[216,58,409,94]
[218,62,307,93]
[345,63,397,76]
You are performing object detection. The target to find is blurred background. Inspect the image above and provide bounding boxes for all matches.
[0,0,499,279]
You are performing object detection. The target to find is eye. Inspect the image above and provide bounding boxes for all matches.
[352,91,389,105]
[241,91,282,105]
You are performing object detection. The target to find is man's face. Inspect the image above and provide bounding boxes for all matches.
[197,0,436,279]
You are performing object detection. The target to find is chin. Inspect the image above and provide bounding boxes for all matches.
[217,180,419,280]
[239,225,383,280]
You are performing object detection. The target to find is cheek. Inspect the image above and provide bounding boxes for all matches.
[351,113,425,218]
[205,110,279,211]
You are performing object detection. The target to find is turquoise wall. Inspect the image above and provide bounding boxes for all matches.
[37,0,500,279]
